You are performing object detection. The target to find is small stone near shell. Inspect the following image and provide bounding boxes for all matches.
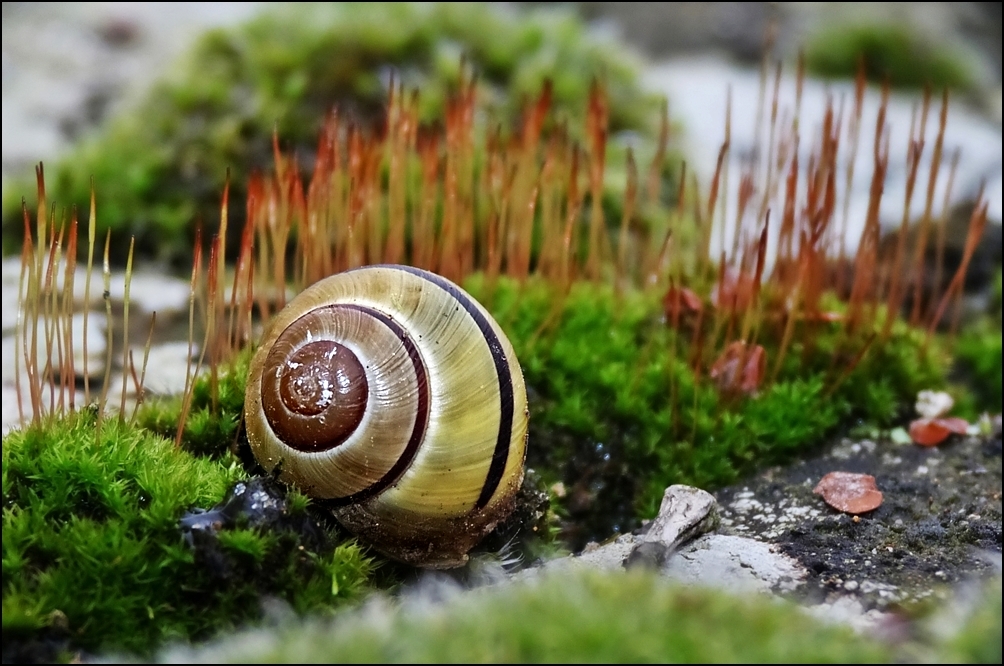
[915,390,954,420]
[813,472,883,515]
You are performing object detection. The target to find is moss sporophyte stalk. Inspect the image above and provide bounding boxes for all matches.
[3,56,993,655]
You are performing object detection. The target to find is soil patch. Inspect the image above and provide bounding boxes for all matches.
[715,426,1002,608]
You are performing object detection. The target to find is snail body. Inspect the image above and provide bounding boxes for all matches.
[244,264,529,568]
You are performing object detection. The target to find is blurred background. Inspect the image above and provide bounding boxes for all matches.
[2,2,1001,250]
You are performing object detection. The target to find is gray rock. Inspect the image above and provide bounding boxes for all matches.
[2,311,107,383]
[802,595,893,636]
[138,341,197,396]
[116,271,193,315]
[639,484,720,548]
[2,258,24,334]
[664,534,806,594]
[1,378,85,435]
[2,3,265,186]
[1,381,26,434]
[513,484,804,595]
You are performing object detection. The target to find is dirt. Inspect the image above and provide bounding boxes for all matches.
[714,424,1002,609]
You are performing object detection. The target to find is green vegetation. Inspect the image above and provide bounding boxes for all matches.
[953,269,1004,415]
[1,2,658,264]
[158,568,893,663]
[1,409,376,657]
[3,4,995,659]
[126,271,950,551]
[136,348,253,458]
[942,578,1003,664]
[805,22,976,91]
[467,275,946,542]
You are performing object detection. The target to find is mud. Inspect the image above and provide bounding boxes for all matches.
[715,426,1002,608]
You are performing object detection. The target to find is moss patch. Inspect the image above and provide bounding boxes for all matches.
[1,409,376,658]
[136,347,252,458]
[466,275,947,547]
[159,568,893,663]
[943,577,1003,664]
[806,22,976,91]
[953,269,1003,416]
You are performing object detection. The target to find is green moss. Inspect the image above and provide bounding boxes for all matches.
[465,275,947,541]
[952,268,1003,415]
[162,568,891,663]
[805,22,976,91]
[135,347,252,458]
[942,578,1003,664]
[1,3,658,264]
[954,320,1003,415]
[1,408,376,656]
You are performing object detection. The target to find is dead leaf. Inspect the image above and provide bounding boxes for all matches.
[813,471,883,514]
[908,417,969,447]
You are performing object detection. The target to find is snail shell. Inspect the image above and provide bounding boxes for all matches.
[244,264,529,568]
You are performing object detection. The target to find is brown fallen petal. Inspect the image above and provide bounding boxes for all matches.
[910,418,949,446]
[938,417,970,434]
[909,417,969,446]
[813,471,883,514]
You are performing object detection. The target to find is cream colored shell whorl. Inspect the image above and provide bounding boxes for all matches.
[244,264,529,568]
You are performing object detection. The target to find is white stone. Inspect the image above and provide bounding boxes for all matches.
[663,534,807,594]
[1,312,108,382]
[115,270,193,315]
[1,382,27,435]
[641,484,719,548]
[1,378,85,435]
[916,389,954,419]
[803,596,892,635]
[137,341,197,396]
[1,258,25,333]
[730,497,763,515]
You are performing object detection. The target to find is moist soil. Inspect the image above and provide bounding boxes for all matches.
[714,424,1002,609]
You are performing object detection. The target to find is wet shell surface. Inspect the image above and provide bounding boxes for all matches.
[244,264,529,568]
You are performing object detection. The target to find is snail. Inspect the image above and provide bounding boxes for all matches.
[244,264,529,568]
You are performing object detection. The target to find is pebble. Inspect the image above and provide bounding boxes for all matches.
[663,534,806,594]
[916,390,954,419]
[803,596,892,636]
[1,311,107,382]
[137,341,197,396]
[1,258,24,333]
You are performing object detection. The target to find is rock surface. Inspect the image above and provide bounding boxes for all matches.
[514,485,808,598]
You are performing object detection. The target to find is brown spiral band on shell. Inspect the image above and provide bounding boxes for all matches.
[258,302,430,502]
[260,330,369,453]
[324,303,430,506]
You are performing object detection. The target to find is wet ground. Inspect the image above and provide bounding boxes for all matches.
[715,426,1002,609]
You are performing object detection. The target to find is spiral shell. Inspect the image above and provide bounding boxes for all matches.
[244,264,529,568]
